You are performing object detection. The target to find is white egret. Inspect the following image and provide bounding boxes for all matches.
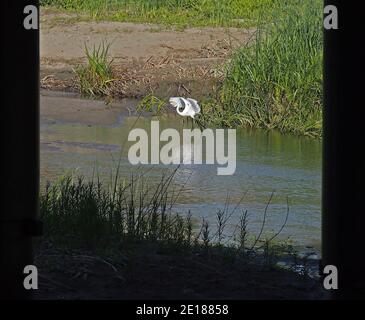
[169,97,201,119]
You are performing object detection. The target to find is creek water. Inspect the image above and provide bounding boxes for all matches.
[40,93,322,251]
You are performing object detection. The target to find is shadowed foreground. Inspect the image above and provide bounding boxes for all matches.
[34,242,326,300]
[36,172,325,300]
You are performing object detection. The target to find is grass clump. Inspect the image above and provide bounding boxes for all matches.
[137,94,166,114]
[40,169,291,263]
[40,170,194,250]
[74,41,115,97]
[40,0,277,28]
[200,0,323,137]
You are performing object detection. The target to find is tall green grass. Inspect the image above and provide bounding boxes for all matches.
[40,170,290,262]
[74,41,116,97]
[200,0,323,137]
[41,172,191,249]
[43,0,323,137]
[40,0,276,28]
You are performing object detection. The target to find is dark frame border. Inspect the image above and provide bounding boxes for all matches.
[323,1,365,299]
[2,0,365,300]
[1,0,40,299]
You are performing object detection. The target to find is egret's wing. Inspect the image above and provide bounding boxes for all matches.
[187,98,201,114]
[169,97,180,108]
[169,97,185,109]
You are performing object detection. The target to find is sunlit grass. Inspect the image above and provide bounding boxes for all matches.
[199,0,323,138]
[43,0,323,137]
[74,41,116,97]
[40,0,276,28]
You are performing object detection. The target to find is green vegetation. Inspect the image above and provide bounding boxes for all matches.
[74,41,116,97]
[199,0,323,137]
[36,172,318,299]
[44,0,323,137]
[137,94,166,114]
[40,0,276,28]
[40,170,292,265]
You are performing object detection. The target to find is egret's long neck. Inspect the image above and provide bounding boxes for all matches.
[177,106,185,116]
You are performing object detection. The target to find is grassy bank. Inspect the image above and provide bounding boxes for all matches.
[40,0,276,28]
[43,0,323,138]
[36,171,324,299]
[199,0,323,137]
[40,170,291,260]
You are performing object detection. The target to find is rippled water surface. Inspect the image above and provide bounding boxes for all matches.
[40,95,322,249]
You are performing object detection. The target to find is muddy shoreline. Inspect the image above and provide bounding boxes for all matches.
[40,11,253,100]
[40,89,137,126]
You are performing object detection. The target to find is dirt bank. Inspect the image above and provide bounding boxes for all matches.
[40,90,139,126]
[34,243,327,300]
[40,11,253,99]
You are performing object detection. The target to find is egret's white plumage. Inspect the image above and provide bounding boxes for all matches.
[169,97,201,119]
